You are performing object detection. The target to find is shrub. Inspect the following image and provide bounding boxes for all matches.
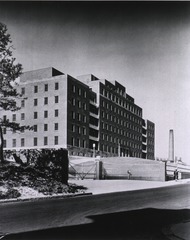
[0,188,21,199]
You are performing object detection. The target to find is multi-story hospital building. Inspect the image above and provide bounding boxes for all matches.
[2,67,155,159]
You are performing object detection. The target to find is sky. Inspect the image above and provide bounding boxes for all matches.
[1,1,190,163]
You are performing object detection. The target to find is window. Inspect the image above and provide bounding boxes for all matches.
[34,112,38,119]
[3,115,6,121]
[21,87,25,95]
[33,125,37,132]
[77,126,81,134]
[21,138,25,147]
[34,137,38,146]
[76,138,80,147]
[78,88,81,96]
[44,84,48,92]
[72,98,75,106]
[12,114,16,121]
[83,103,86,110]
[82,140,86,148]
[72,111,75,119]
[82,127,86,135]
[83,115,86,123]
[77,113,81,121]
[102,133,105,140]
[21,113,25,120]
[12,139,16,147]
[54,123,58,131]
[55,82,59,90]
[3,140,6,148]
[72,137,75,146]
[44,97,48,105]
[21,100,25,108]
[72,85,75,93]
[55,96,59,103]
[3,128,6,134]
[44,124,48,131]
[72,124,75,132]
[44,110,48,118]
[78,101,81,108]
[55,109,58,117]
[44,137,48,146]
[34,86,38,93]
[34,99,38,106]
[54,136,58,145]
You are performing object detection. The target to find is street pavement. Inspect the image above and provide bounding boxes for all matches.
[1,180,190,240]
[71,179,190,240]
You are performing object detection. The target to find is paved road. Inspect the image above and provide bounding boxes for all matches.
[0,183,190,239]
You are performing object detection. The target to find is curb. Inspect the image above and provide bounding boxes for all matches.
[0,192,93,204]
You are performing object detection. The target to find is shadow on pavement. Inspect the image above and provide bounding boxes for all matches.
[4,208,190,240]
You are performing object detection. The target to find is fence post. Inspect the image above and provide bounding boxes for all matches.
[95,160,102,180]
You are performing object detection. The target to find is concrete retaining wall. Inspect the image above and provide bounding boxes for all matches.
[69,157,166,181]
[101,157,166,182]
[166,162,190,180]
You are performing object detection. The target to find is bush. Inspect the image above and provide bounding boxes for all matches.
[0,188,21,199]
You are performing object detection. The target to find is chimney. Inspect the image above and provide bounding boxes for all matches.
[168,129,174,162]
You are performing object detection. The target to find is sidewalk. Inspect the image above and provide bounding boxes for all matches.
[69,179,190,195]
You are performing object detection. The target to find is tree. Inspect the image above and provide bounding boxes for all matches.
[0,22,31,163]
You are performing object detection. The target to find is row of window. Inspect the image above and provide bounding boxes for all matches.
[102,122,142,135]
[3,114,25,123]
[71,137,86,148]
[147,124,154,130]
[101,99,142,117]
[34,96,59,106]
[101,87,125,99]
[21,83,59,96]
[147,132,154,138]
[147,139,154,145]
[101,110,142,125]
[9,113,25,122]
[34,109,59,119]
[147,148,154,153]
[3,136,59,148]
[21,82,59,95]
[101,133,142,147]
[3,109,59,122]
[102,132,142,143]
[71,84,87,98]
[100,145,142,157]
[71,125,86,135]
[147,146,154,152]
[33,123,59,132]
[101,113,142,128]
[71,98,87,110]
[72,111,87,122]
